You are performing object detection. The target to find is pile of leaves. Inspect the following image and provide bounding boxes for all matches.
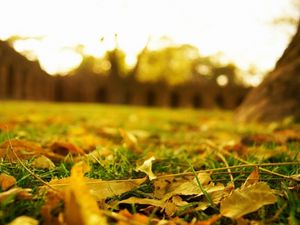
[0,102,299,225]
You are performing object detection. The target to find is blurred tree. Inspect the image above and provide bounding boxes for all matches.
[236,18,300,122]
[136,44,199,85]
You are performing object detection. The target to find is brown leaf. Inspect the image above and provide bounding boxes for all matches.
[242,167,260,188]
[0,173,16,191]
[193,214,222,225]
[223,144,248,156]
[0,140,44,161]
[241,134,281,146]
[50,141,85,156]
[62,161,108,225]
[220,182,277,219]
[274,129,300,143]
[116,209,149,225]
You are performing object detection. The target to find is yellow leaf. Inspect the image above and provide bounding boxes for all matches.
[118,197,164,207]
[31,156,55,169]
[119,129,140,152]
[48,176,146,201]
[162,173,224,201]
[0,173,16,191]
[7,216,38,225]
[136,157,156,180]
[62,161,108,225]
[0,188,32,203]
[220,182,277,219]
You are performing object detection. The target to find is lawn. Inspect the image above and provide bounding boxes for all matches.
[0,101,299,225]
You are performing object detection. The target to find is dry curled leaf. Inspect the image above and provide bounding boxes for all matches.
[136,156,156,180]
[0,173,16,191]
[50,141,85,156]
[220,182,277,219]
[62,161,108,225]
[31,155,55,169]
[7,216,38,225]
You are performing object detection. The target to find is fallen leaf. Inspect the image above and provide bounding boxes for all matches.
[193,214,222,225]
[223,144,248,156]
[118,197,163,208]
[220,182,277,219]
[48,176,146,201]
[40,191,64,225]
[62,161,108,225]
[50,141,85,156]
[136,157,156,180]
[0,122,16,132]
[116,209,149,225]
[153,177,174,199]
[162,173,225,201]
[163,200,178,217]
[31,155,55,169]
[7,216,38,225]
[0,188,32,203]
[0,140,44,161]
[274,129,300,143]
[119,129,141,152]
[0,173,16,191]
[242,167,260,188]
[241,134,281,146]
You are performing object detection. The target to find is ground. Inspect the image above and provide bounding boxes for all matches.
[0,101,299,225]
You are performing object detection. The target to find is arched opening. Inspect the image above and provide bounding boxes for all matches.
[192,95,202,108]
[97,88,108,103]
[236,96,244,107]
[124,90,132,105]
[170,92,180,108]
[18,69,27,99]
[215,94,225,108]
[146,90,156,106]
[6,65,14,98]
[55,79,63,101]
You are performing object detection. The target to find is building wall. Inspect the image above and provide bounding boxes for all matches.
[0,40,251,109]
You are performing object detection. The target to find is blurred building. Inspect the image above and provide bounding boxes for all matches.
[0,40,250,109]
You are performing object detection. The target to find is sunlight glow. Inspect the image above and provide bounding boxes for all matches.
[0,0,298,78]
[216,75,229,87]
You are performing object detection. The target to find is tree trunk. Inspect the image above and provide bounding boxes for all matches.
[236,20,300,122]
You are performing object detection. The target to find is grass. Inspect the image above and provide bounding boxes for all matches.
[0,101,299,224]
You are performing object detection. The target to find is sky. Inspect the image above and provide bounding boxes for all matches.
[0,0,299,83]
